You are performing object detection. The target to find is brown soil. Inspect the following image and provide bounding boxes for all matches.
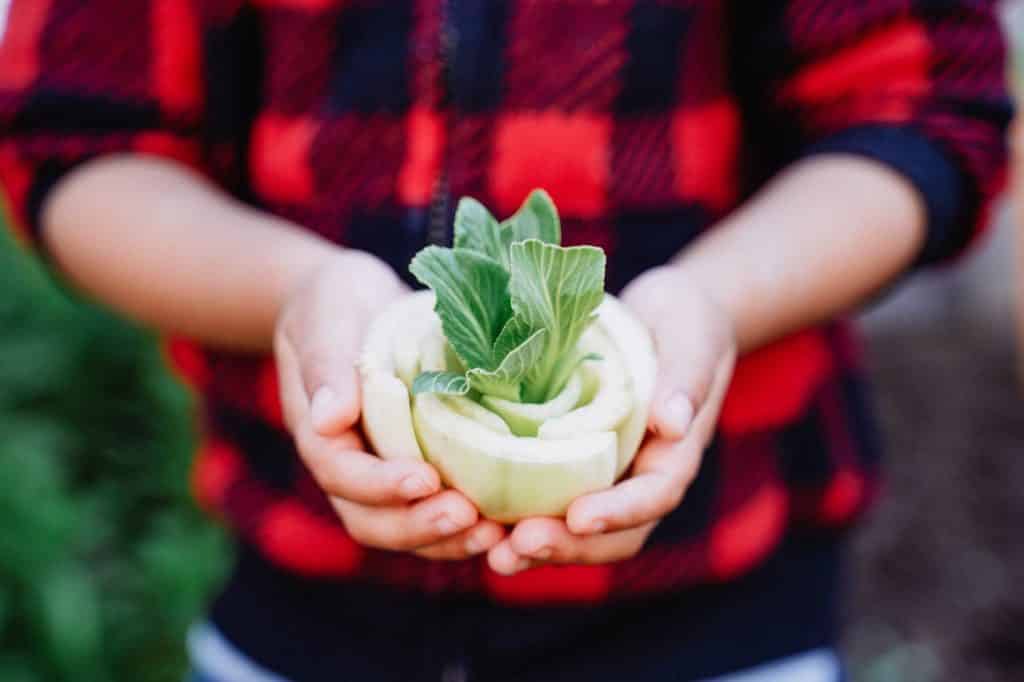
[847,316,1024,682]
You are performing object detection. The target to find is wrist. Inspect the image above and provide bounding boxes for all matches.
[667,258,742,352]
[257,212,340,321]
[621,263,738,356]
[271,229,406,332]
[673,212,779,354]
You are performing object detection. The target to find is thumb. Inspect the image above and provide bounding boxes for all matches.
[649,357,712,441]
[650,386,696,442]
[302,345,362,437]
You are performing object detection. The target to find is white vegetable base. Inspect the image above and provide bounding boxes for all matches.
[358,291,657,522]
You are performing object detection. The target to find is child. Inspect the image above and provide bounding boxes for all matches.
[0,1,1010,680]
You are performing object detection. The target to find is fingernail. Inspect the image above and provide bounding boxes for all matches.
[465,530,489,555]
[435,515,462,535]
[663,393,694,436]
[521,536,552,558]
[310,386,340,431]
[399,474,434,499]
[495,556,532,576]
[588,519,607,534]
[495,563,518,577]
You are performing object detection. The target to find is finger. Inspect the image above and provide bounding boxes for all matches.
[489,519,652,573]
[309,378,361,437]
[413,520,505,561]
[569,354,735,535]
[486,538,533,575]
[566,437,701,534]
[274,329,313,433]
[297,425,440,504]
[689,350,736,440]
[648,331,719,440]
[287,313,363,437]
[329,429,364,451]
[282,325,442,506]
[332,489,479,552]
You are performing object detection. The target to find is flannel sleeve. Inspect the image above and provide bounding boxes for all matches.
[0,0,248,251]
[731,0,1013,265]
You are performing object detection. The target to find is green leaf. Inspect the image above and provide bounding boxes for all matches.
[500,189,561,246]
[33,567,102,677]
[412,371,470,396]
[492,315,533,361]
[409,193,606,405]
[455,191,561,271]
[509,240,606,402]
[466,328,548,401]
[0,656,41,682]
[453,198,508,268]
[545,342,600,403]
[410,246,512,370]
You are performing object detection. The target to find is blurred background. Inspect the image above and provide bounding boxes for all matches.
[844,207,1024,681]
[0,2,1022,682]
[841,5,1024,680]
[0,225,229,682]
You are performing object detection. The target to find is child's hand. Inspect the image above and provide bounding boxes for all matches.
[274,249,505,560]
[487,266,735,574]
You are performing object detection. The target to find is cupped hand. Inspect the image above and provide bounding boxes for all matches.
[274,249,505,560]
[487,265,736,574]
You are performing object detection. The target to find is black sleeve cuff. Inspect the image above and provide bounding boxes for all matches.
[25,158,93,255]
[801,124,973,267]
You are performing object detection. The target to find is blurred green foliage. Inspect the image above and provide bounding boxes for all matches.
[0,220,229,682]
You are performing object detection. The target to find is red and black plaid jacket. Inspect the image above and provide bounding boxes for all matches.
[0,0,1010,605]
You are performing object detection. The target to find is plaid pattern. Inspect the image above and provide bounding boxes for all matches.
[0,0,1011,604]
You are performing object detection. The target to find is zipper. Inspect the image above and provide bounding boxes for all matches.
[427,0,457,246]
[427,176,450,246]
[428,26,473,682]
[441,663,468,682]
[426,10,469,680]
